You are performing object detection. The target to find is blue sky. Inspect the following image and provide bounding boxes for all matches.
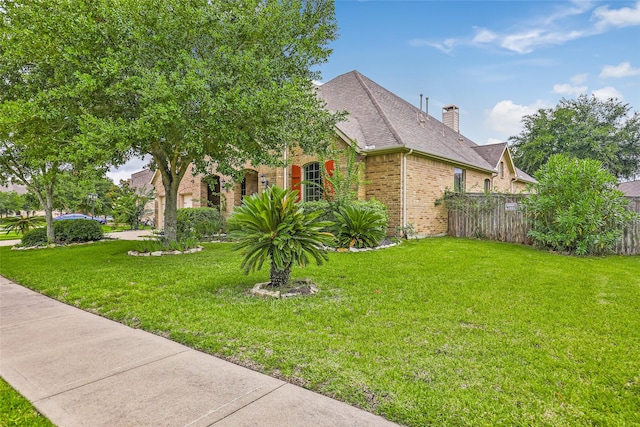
[318,0,640,145]
[108,0,640,182]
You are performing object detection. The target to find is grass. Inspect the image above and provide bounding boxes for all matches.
[0,378,54,427]
[0,230,20,241]
[1,238,638,426]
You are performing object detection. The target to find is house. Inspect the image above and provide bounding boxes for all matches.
[619,180,640,197]
[152,70,535,236]
[129,169,156,225]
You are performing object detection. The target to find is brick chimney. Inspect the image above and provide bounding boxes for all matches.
[442,105,459,133]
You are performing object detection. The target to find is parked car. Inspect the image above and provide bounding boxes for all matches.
[53,213,106,225]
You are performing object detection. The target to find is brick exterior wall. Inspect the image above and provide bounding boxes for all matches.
[151,143,529,236]
[364,153,403,233]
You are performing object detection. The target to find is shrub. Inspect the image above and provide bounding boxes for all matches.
[21,227,48,247]
[333,204,387,248]
[54,219,104,243]
[228,186,334,287]
[299,200,335,229]
[177,207,223,241]
[524,155,637,255]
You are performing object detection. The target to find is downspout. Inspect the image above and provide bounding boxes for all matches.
[283,144,288,189]
[403,148,413,229]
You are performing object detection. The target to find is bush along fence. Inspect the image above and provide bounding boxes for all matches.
[447,193,640,255]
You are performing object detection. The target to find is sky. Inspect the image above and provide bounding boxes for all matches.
[107,0,640,183]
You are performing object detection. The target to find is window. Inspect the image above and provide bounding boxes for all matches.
[499,161,505,179]
[303,162,322,202]
[484,178,491,193]
[454,168,465,192]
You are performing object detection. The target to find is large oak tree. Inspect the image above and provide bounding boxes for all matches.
[85,0,342,242]
[510,95,640,180]
[0,0,117,241]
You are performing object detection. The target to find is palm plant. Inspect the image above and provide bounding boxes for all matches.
[228,186,334,288]
[1,214,45,236]
[333,204,387,248]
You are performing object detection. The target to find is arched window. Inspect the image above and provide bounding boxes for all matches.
[303,162,322,202]
[484,178,491,193]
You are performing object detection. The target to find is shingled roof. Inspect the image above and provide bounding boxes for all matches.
[619,180,640,197]
[317,70,497,172]
[472,142,536,183]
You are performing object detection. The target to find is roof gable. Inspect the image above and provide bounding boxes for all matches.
[317,71,495,172]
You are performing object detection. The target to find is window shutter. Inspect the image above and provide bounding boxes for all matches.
[291,165,302,202]
[325,160,335,176]
[324,160,335,196]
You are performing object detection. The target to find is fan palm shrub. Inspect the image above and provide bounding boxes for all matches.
[333,204,387,248]
[228,186,334,288]
[1,215,45,236]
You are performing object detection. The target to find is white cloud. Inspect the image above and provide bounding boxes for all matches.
[593,1,640,30]
[409,38,457,54]
[472,27,498,43]
[599,62,640,79]
[414,1,640,55]
[500,29,585,54]
[485,100,549,137]
[591,86,624,101]
[570,73,588,84]
[553,83,588,96]
[107,156,151,184]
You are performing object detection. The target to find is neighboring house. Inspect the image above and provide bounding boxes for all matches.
[0,182,27,195]
[152,70,535,236]
[619,180,640,197]
[129,169,155,225]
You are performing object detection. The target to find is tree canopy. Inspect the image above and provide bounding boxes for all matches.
[82,0,342,242]
[510,95,640,179]
[0,0,119,241]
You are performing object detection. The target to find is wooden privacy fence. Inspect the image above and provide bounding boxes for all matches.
[447,194,640,255]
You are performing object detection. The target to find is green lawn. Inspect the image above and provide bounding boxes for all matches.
[1,238,638,426]
[0,230,20,241]
[0,378,54,427]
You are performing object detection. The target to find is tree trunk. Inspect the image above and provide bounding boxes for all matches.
[270,262,291,288]
[44,184,55,242]
[163,179,180,243]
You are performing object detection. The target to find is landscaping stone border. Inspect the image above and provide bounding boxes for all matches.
[251,281,319,299]
[127,246,203,257]
[11,240,109,251]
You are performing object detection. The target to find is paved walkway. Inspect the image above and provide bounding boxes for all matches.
[0,276,398,427]
[0,229,154,247]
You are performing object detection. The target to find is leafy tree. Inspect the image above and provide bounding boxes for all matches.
[228,186,333,288]
[53,173,114,218]
[523,155,636,255]
[107,181,154,230]
[81,0,342,243]
[0,191,24,217]
[510,95,640,179]
[0,1,119,241]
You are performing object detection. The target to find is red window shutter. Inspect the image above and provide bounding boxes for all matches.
[325,160,335,176]
[324,160,335,197]
[291,165,302,202]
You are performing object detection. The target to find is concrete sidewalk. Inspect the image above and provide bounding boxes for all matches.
[0,276,398,427]
[0,229,154,247]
